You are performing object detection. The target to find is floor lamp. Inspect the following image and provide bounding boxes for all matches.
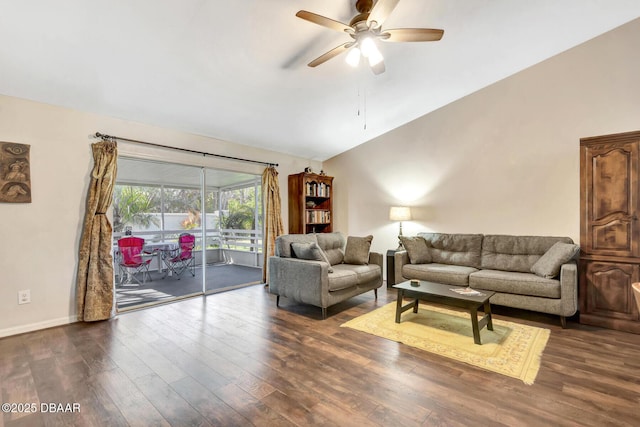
[389,206,412,250]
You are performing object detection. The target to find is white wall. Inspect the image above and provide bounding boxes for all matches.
[0,96,320,337]
[324,18,640,263]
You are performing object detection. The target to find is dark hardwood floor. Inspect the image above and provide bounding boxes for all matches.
[1,285,639,426]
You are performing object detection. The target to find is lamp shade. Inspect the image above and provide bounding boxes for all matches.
[389,206,411,221]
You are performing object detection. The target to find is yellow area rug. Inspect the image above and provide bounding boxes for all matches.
[341,302,550,384]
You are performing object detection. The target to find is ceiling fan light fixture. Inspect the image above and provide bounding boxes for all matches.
[345,47,361,67]
[368,48,384,66]
[360,37,377,58]
[295,0,444,74]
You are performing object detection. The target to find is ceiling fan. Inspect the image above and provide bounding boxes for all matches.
[296,0,444,75]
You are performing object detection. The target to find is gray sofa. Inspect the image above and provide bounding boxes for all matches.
[395,233,579,327]
[269,232,383,318]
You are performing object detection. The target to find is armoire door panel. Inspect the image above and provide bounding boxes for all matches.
[591,149,632,220]
[591,220,633,252]
[581,140,639,257]
[583,261,639,320]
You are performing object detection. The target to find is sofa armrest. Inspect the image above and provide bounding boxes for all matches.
[559,261,578,317]
[394,251,410,284]
[268,257,329,307]
[369,252,383,271]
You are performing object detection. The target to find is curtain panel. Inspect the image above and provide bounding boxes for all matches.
[76,140,118,321]
[262,166,284,283]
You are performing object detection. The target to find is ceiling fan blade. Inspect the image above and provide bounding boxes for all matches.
[296,10,353,33]
[308,42,353,67]
[371,59,386,75]
[366,0,400,29]
[380,28,444,42]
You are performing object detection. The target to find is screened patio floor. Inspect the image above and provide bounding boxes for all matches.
[115,263,263,310]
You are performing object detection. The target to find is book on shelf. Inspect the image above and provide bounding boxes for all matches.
[306,209,330,224]
[305,181,331,197]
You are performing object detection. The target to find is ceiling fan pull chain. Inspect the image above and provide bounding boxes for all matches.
[364,89,367,130]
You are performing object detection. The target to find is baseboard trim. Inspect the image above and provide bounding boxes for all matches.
[0,316,78,338]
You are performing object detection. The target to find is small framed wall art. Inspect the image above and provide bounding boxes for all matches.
[0,141,31,203]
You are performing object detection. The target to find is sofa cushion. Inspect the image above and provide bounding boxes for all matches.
[402,263,477,286]
[530,242,580,279]
[327,268,358,291]
[333,264,380,286]
[290,242,333,273]
[469,270,561,298]
[275,234,318,258]
[400,236,431,264]
[481,235,574,273]
[344,235,373,265]
[316,232,345,265]
[417,233,483,268]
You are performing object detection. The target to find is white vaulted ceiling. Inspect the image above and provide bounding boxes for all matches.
[1,1,639,161]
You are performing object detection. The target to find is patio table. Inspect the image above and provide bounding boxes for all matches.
[143,241,179,273]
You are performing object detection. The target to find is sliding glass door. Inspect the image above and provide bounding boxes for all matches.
[204,169,263,294]
[113,157,262,310]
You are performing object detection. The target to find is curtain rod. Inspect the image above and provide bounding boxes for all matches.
[94,132,278,167]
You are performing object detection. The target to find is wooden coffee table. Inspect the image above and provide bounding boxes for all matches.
[393,280,495,345]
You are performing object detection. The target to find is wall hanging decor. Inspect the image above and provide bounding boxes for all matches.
[0,141,31,203]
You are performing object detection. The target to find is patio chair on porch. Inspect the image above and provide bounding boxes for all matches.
[163,233,196,279]
[117,236,152,285]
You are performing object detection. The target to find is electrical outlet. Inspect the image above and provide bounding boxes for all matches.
[18,289,31,304]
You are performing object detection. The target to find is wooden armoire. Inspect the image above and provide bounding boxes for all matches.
[580,130,640,334]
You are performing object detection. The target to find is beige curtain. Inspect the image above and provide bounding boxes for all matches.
[262,166,285,283]
[76,140,118,321]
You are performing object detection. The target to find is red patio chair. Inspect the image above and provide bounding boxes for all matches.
[163,233,196,279]
[117,236,152,285]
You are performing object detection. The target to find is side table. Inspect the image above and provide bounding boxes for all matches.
[386,249,403,288]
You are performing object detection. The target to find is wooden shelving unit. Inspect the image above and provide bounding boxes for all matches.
[288,172,334,234]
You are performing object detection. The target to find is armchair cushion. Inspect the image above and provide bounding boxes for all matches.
[530,242,580,279]
[470,270,560,298]
[328,264,381,291]
[418,233,483,268]
[344,235,373,265]
[327,268,358,291]
[291,242,333,273]
[481,234,574,273]
[316,232,345,265]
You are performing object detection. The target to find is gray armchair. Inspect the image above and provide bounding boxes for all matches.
[268,232,382,319]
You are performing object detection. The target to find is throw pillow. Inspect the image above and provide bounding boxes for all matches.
[400,236,431,264]
[291,242,333,272]
[530,242,580,279]
[343,235,373,265]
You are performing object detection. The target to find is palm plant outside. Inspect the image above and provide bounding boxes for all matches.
[113,184,261,250]
[220,191,262,250]
[221,201,255,229]
[112,186,160,233]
